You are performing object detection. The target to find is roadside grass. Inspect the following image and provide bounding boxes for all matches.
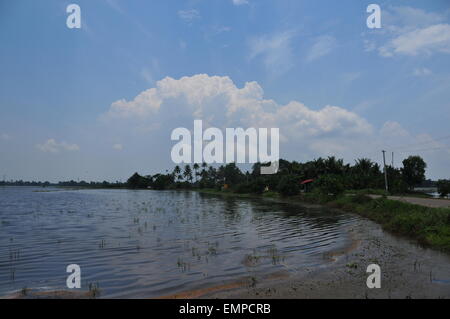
[345,189,387,196]
[345,188,433,198]
[330,195,450,252]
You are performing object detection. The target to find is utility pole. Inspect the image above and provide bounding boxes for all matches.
[391,152,394,167]
[382,150,388,193]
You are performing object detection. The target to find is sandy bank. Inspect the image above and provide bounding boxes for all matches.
[198,217,450,299]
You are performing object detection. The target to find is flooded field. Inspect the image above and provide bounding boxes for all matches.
[0,187,359,298]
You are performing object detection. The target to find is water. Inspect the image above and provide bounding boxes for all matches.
[0,187,358,298]
[414,187,449,199]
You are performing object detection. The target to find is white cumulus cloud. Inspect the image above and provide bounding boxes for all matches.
[103,74,449,178]
[105,74,373,147]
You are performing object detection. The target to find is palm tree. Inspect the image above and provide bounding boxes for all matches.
[324,156,346,175]
[183,165,193,183]
[193,163,200,183]
[173,165,181,182]
[207,166,217,186]
[352,158,379,189]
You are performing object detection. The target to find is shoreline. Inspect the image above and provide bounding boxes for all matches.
[191,190,450,298]
[199,217,450,299]
[4,189,450,299]
[197,189,450,253]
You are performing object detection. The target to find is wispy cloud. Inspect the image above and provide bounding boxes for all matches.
[232,0,249,6]
[384,6,445,32]
[112,143,123,150]
[248,30,296,76]
[413,67,432,76]
[105,0,125,15]
[306,35,337,62]
[342,72,361,83]
[178,9,201,24]
[140,57,160,84]
[379,24,450,57]
[36,139,80,153]
[365,6,450,57]
[212,25,231,35]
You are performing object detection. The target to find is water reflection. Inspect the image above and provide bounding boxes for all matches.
[0,187,357,298]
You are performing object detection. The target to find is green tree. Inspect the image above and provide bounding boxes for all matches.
[351,158,382,189]
[324,156,347,175]
[223,163,244,185]
[152,174,174,190]
[386,166,408,194]
[127,172,150,189]
[401,156,427,190]
[207,166,217,187]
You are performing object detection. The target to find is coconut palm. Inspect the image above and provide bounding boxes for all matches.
[183,165,193,183]
[193,163,200,183]
[173,165,181,182]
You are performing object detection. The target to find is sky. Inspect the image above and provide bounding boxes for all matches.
[0,0,450,182]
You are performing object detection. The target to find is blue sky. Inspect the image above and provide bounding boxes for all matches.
[1,0,450,181]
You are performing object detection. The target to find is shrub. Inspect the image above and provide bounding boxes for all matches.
[277,175,300,196]
[351,194,373,204]
[127,172,151,189]
[314,174,345,197]
[234,183,252,194]
[249,178,267,194]
[234,178,266,194]
[152,174,174,190]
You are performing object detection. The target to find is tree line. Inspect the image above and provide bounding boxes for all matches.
[3,155,448,198]
[126,155,450,197]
